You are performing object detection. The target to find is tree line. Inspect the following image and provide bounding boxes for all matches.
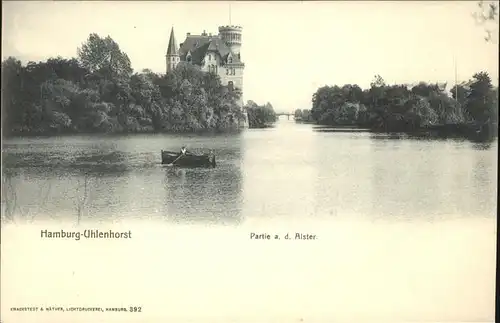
[305,73,498,140]
[1,33,274,136]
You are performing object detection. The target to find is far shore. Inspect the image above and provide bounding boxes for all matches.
[300,121,498,142]
[4,120,497,144]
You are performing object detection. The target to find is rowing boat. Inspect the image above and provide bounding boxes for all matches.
[161,150,216,168]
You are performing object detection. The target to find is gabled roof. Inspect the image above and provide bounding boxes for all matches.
[207,40,218,51]
[166,27,179,56]
[179,35,242,65]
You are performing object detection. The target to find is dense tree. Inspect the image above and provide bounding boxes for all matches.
[77,34,133,80]
[450,83,470,104]
[294,109,312,121]
[465,72,496,123]
[411,82,442,97]
[300,109,312,121]
[2,57,25,128]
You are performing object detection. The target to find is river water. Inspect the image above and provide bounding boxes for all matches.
[1,117,497,322]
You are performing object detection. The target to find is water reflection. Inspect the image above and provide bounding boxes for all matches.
[1,124,497,225]
[369,139,497,220]
[162,163,243,225]
[370,140,445,220]
[471,142,495,151]
[241,120,318,220]
[471,148,498,215]
[2,147,140,177]
[1,134,245,224]
[312,131,374,218]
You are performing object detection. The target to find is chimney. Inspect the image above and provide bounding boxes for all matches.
[186,32,191,36]
[202,30,207,36]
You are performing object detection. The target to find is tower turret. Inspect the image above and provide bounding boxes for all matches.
[166,27,180,73]
[218,25,242,56]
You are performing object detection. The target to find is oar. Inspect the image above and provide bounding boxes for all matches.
[167,145,189,166]
[167,153,184,166]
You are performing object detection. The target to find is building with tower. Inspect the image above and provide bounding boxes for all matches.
[165,25,247,126]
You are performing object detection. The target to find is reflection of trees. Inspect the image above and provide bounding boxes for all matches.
[5,148,132,180]
[74,173,90,224]
[2,147,129,222]
[162,165,243,225]
[72,151,131,177]
[1,165,116,223]
[2,175,20,221]
[1,172,53,222]
[471,142,494,150]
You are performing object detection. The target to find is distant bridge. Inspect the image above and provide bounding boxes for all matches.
[275,112,294,120]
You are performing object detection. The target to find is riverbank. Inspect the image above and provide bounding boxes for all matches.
[2,125,247,138]
[307,122,497,142]
[294,118,315,124]
[247,123,275,129]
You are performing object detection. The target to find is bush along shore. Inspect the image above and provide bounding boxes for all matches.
[244,100,277,128]
[307,73,498,142]
[293,109,314,123]
[1,33,276,137]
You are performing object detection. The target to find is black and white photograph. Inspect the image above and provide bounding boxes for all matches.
[1,1,498,322]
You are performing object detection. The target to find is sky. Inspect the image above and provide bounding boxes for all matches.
[2,1,499,113]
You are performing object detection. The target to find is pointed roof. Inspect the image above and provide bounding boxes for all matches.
[166,27,179,56]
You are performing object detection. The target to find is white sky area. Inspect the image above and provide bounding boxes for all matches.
[2,1,499,112]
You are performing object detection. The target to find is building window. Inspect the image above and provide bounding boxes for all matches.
[228,81,234,92]
[209,54,211,61]
[228,57,232,63]
[226,68,229,75]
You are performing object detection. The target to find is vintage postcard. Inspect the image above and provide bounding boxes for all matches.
[1,1,498,322]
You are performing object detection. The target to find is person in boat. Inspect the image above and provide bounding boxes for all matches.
[180,146,188,155]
